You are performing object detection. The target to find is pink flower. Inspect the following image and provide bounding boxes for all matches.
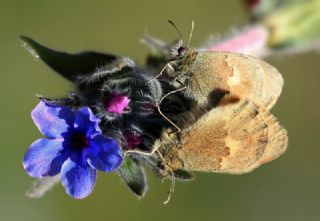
[124,132,142,150]
[104,93,130,114]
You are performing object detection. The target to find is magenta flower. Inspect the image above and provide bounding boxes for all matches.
[104,92,130,114]
[23,101,123,199]
[124,131,142,150]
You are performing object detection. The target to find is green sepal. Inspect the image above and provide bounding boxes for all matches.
[118,157,147,197]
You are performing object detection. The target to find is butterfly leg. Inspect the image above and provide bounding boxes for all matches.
[156,86,187,133]
[149,62,174,82]
[148,61,186,132]
[153,149,176,205]
[157,150,176,205]
[163,173,176,204]
[125,87,186,158]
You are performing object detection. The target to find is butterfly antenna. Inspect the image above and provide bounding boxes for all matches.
[186,20,195,47]
[168,20,184,42]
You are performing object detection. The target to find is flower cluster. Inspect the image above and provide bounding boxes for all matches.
[21,36,185,199]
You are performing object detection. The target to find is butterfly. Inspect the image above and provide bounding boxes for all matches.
[135,21,287,179]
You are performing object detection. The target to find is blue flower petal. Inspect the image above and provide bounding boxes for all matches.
[86,135,123,172]
[23,138,67,178]
[74,107,101,136]
[31,100,74,139]
[61,157,96,199]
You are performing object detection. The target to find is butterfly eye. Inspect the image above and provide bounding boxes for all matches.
[177,46,186,57]
[168,38,186,60]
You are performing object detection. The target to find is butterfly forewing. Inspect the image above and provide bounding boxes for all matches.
[184,51,284,109]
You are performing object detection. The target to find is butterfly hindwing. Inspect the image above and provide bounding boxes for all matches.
[159,99,287,174]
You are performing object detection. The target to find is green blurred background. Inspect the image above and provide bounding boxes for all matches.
[1,1,319,221]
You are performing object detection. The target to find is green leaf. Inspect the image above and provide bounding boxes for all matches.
[118,157,147,197]
[20,36,119,81]
[173,169,194,181]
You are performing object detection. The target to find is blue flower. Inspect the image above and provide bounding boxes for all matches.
[23,100,123,199]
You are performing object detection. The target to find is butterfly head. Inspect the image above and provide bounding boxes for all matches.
[168,38,189,61]
[167,20,194,62]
